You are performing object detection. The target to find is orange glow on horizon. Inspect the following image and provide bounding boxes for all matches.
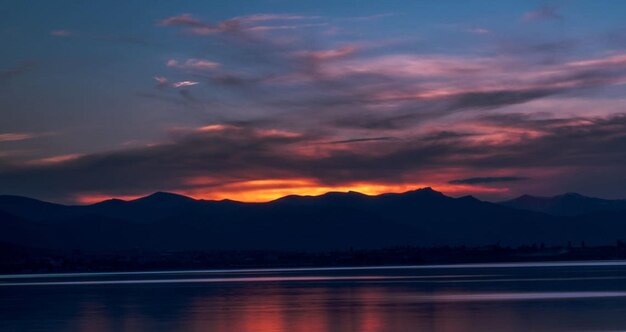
[75,193,145,205]
[74,178,509,204]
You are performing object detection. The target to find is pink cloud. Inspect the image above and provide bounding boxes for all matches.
[0,132,36,142]
[26,154,83,166]
[521,6,561,22]
[50,30,72,37]
[247,23,329,32]
[167,58,220,71]
[172,81,199,88]
[154,76,169,87]
[159,13,325,36]
[297,45,359,61]
[468,27,491,34]
[159,14,208,28]
[337,13,397,22]
[234,14,313,23]
[316,51,626,105]
[153,76,199,88]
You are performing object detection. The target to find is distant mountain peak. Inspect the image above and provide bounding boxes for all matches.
[90,198,126,206]
[407,187,445,196]
[558,192,585,198]
[133,192,195,204]
[500,192,626,216]
[322,190,367,198]
[458,195,480,202]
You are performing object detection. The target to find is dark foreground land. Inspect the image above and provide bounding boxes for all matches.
[4,189,626,274]
[3,242,626,274]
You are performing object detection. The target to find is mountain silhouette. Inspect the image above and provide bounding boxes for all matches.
[500,193,626,216]
[1,188,626,251]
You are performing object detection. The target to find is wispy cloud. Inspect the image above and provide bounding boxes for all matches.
[337,13,397,22]
[4,113,626,201]
[50,29,72,37]
[159,14,209,28]
[522,6,562,22]
[153,76,199,88]
[159,13,322,36]
[5,6,626,202]
[449,177,529,185]
[233,14,316,23]
[25,154,83,166]
[296,45,359,61]
[325,137,393,144]
[167,58,220,71]
[246,23,329,31]
[468,27,491,35]
[0,132,37,142]
[172,81,199,88]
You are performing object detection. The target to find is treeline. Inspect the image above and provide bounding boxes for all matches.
[2,242,626,274]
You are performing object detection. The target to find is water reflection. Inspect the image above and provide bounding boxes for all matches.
[3,262,626,331]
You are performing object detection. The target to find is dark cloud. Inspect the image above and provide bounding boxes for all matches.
[5,9,626,203]
[325,137,393,144]
[449,177,529,185]
[3,113,626,201]
[447,88,559,111]
[153,11,626,137]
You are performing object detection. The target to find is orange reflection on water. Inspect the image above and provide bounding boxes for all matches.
[180,285,392,332]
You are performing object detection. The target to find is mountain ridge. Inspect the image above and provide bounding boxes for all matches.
[1,188,626,252]
[500,192,626,216]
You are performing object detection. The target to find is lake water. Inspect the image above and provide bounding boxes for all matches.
[2,261,626,331]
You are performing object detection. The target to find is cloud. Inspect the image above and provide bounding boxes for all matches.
[468,27,491,35]
[246,23,329,32]
[158,13,322,36]
[521,6,562,22]
[296,45,359,61]
[159,14,209,28]
[233,14,314,23]
[153,76,199,88]
[0,132,37,142]
[47,29,157,46]
[449,177,529,185]
[7,9,626,202]
[154,76,169,87]
[50,29,72,37]
[167,58,220,71]
[325,137,393,144]
[273,50,626,131]
[4,113,626,202]
[172,81,199,88]
[337,13,397,22]
[25,154,83,166]
[158,14,234,35]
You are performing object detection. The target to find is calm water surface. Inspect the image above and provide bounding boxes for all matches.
[2,261,626,331]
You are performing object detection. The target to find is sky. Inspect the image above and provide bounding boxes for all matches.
[2,0,626,203]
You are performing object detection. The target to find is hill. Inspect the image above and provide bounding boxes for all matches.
[1,188,626,251]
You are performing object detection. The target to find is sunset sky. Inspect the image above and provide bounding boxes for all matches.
[2,1,626,203]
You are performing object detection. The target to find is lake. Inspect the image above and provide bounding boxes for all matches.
[2,261,626,331]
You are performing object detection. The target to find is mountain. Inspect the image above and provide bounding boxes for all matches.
[500,193,626,216]
[1,188,626,252]
[0,195,76,222]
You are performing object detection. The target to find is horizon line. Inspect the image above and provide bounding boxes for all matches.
[0,187,620,206]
